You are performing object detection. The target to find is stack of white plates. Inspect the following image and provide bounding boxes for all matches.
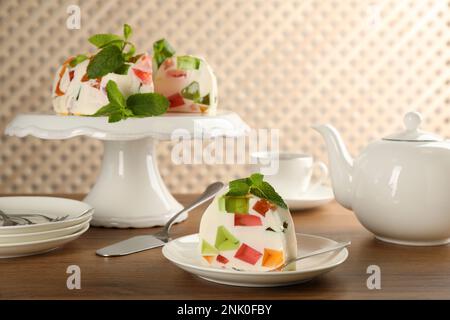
[0,196,93,258]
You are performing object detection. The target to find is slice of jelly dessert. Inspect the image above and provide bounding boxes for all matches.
[198,174,297,271]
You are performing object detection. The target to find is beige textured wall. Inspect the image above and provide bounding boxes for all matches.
[0,0,449,194]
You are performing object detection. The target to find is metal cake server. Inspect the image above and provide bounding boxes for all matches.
[96,181,224,257]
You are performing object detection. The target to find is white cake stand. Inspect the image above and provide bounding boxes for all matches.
[5,111,249,228]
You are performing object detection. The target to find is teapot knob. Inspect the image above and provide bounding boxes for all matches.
[404,112,422,131]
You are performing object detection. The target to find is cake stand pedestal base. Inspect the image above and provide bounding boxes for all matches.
[86,138,185,228]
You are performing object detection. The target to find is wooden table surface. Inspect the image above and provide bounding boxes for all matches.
[1,194,450,300]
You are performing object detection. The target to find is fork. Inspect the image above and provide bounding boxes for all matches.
[8,213,70,222]
[0,210,18,226]
[269,241,351,272]
[21,207,92,221]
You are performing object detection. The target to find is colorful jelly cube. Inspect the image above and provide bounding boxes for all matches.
[177,56,201,70]
[262,248,284,268]
[181,81,201,101]
[218,196,226,212]
[201,239,218,255]
[216,255,229,264]
[234,214,262,226]
[167,93,185,108]
[203,256,215,264]
[252,199,272,216]
[215,226,240,251]
[224,196,249,214]
[234,243,262,265]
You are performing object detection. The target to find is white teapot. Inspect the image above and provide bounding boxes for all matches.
[314,112,450,246]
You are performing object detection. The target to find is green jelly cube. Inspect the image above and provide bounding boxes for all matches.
[200,93,210,106]
[177,55,201,70]
[224,196,249,214]
[215,226,240,251]
[201,239,219,255]
[218,196,226,212]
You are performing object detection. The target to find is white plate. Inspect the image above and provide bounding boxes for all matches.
[0,219,91,244]
[162,233,348,287]
[0,196,93,234]
[286,185,334,211]
[0,223,90,258]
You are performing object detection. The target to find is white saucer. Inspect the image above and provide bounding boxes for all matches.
[0,219,91,244]
[285,185,334,211]
[0,196,93,235]
[0,223,90,258]
[162,233,348,287]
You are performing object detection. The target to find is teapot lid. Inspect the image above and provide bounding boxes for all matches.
[383,111,443,142]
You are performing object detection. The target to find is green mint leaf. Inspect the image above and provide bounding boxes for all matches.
[108,112,123,123]
[126,93,169,116]
[87,46,124,79]
[114,63,131,75]
[226,180,250,196]
[69,54,88,67]
[249,173,264,185]
[123,43,136,61]
[105,80,126,108]
[181,81,201,102]
[123,108,134,117]
[177,55,201,70]
[230,178,251,187]
[153,38,176,69]
[98,39,125,49]
[123,24,132,40]
[88,34,123,48]
[250,181,287,209]
[226,173,287,209]
[92,103,121,117]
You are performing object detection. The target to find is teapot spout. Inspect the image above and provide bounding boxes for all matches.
[313,124,353,210]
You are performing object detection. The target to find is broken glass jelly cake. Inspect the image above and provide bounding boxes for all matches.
[52,53,153,116]
[52,26,218,119]
[198,191,297,272]
[153,55,218,114]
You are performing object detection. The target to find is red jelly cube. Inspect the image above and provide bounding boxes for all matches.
[234,244,262,265]
[234,214,262,226]
[252,199,272,216]
[168,93,185,108]
[216,255,229,264]
[132,68,152,84]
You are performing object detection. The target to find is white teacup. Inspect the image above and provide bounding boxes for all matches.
[251,152,328,198]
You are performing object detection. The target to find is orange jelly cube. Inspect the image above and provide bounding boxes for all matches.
[262,248,284,268]
[203,256,215,264]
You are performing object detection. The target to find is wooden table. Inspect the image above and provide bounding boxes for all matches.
[1,194,450,300]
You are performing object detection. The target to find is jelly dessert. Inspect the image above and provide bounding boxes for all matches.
[52,24,218,121]
[199,174,297,272]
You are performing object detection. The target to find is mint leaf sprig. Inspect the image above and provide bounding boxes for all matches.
[226,173,288,209]
[86,24,138,79]
[92,80,169,123]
